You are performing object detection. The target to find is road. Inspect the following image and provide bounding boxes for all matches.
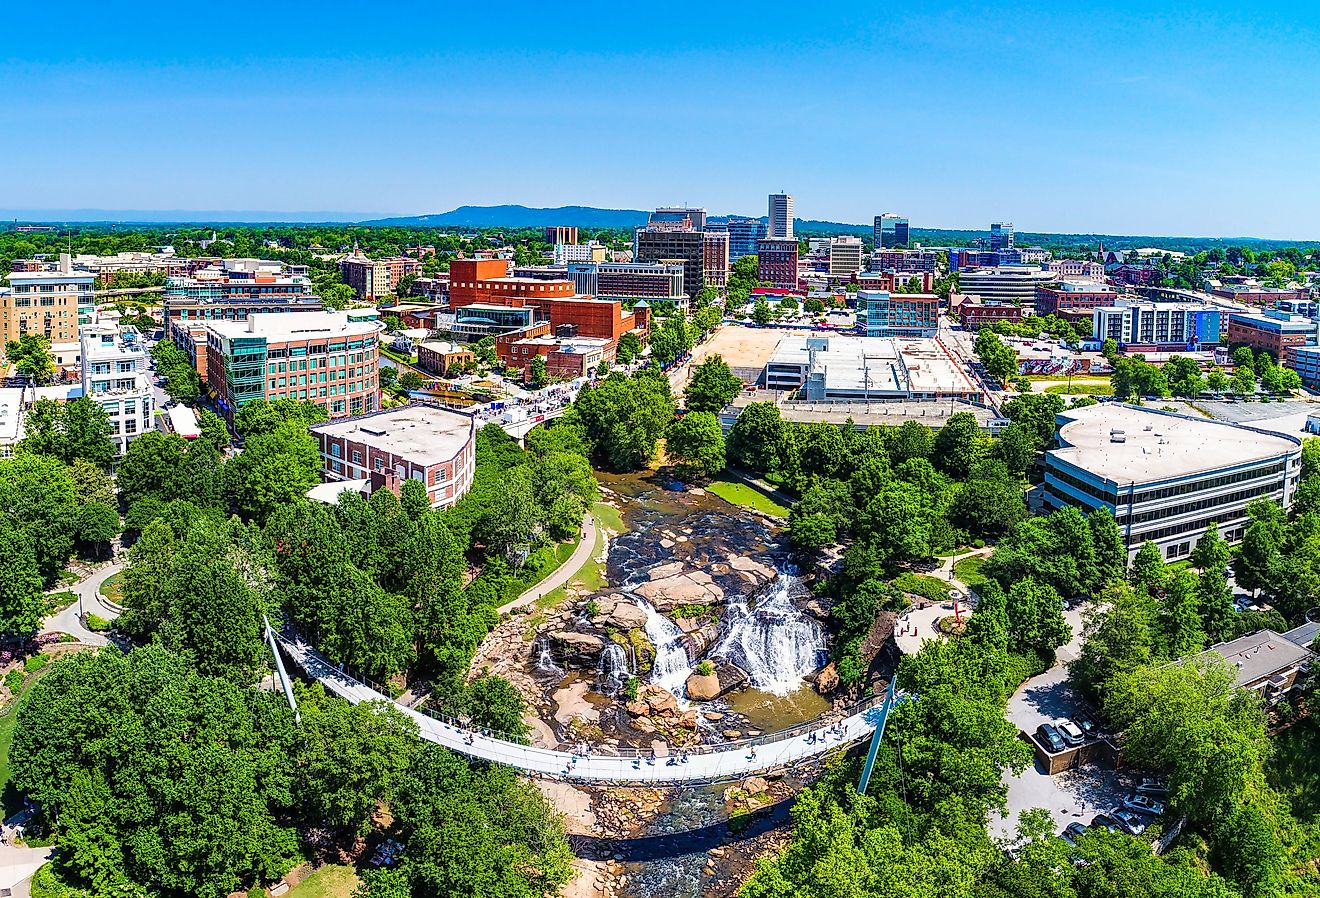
[497,512,598,616]
[0,844,54,895]
[42,561,125,645]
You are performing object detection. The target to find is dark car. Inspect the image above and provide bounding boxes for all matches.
[1136,777,1169,798]
[1090,815,1121,833]
[1061,822,1089,846]
[1076,715,1100,738]
[1111,809,1148,835]
[1036,723,1066,753]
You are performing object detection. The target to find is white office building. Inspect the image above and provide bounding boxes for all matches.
[79,321,155,455]
[1044,403,1302,560]
[827,237,865,278]
[768,193,794,239]
[958,266,1055,304]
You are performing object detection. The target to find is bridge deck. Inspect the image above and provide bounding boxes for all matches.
[278,634,884,786]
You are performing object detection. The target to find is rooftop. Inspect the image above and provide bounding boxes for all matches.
[206,312,379,340]
[310,405,476,466]
[1200,629,1313,688]
[1050,403,1301,484]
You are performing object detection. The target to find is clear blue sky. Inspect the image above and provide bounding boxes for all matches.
[5,1,1320,238]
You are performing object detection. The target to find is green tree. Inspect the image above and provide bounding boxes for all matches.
[1206,367,1230,394]
[225,420,322,521]
[1070,583,1161,699]
[232,397,328,439]
[949,460,1026,538]
[1232,364,1257,397]
[0,521,45,639]
[1002,577,1072,660]
[1233,499,1285,596]
[1129,540,1168,597]
[789,478,853,549]
[399,369,424,392]
[992,422,1036,476]
[886,420,935,465]
[456,675,530,740]
[665,411,725,481]
[616,331,642,365]
[573,371,676,471]
[17,397,117,468]
[1165,355,1206,398]
[684,354,743,412]
[528,355,547,388]
[727,402,788,474]
[1088,506,1127,587]
[751,298,772,325]
[5,334,55,383]
[1160,570,1206,659]
[974,329,1017,383]
[196,408,230,452]
[0,454,79,583]
[75,502,120,559]
[932,411,986,479]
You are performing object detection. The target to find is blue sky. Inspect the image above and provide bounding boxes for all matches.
[4,1,1320,237]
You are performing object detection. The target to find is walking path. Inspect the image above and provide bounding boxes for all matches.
[41,561,125,645]
[497,511,598,616]
[275,632,886,786]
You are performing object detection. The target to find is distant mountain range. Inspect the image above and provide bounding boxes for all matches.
[365,205,871,231]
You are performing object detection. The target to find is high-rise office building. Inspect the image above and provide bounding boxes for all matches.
[874,214,910,249]
[544,226,579,246]
[768,193,794,240]
[649,207,707,232]
[989,222,1015,251]
[723,216,767,259]
[828,237,865,278]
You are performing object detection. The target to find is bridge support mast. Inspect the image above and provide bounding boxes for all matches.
[265,615,300,724]
[856,679,898,795]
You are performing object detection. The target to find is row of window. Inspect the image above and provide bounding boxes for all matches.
[1048,460,1289,506]
[1117,481,1283,526]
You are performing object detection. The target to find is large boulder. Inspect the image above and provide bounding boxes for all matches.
[608,601,649,630]
[633,568,724,610]
[686,671,722,702]
[643,686,680,718]
[815,661,840,695]
[727,555,777,590]
[548,630,606,665]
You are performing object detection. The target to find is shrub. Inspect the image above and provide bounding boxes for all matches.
[696,660,714,676]
[623,677,639,701]
[585,600,601,617]
[671,603,712,619]
[4,669,23,695]
[85,614,112,633]
[24,653,50,673]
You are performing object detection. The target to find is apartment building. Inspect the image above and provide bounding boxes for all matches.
[552,242,608,264]
[1047,258,1105,281]
[2,255,96,346]
[1034,280,1119,321]
[1091,302,1222,349]
[204,312,379,421]
[338,247,420,301]
[80,321,154,455]
[871,250,941,273]
[703,230,730,290]
[757,238,800,291]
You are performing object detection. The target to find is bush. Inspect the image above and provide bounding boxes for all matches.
[585,600,601,617]
[623,677,639,701]
[696,660,714,676]
[85,614,112,633]
[671,603,712,619]
[4,669,23,695]
[24,653,49,673]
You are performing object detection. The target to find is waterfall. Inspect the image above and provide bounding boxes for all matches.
[535,639,563,678]
[634,597,692,698]
[714,570,826,697]
[597,642,632,695]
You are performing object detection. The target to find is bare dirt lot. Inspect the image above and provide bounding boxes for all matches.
[697,325,798,370]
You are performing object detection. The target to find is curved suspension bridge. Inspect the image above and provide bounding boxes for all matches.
[271,628,899,788]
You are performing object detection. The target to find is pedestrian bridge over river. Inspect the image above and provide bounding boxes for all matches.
[274,632,895,787]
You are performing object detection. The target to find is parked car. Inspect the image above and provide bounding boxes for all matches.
[1036,723,1066,753]
[1076,715,1100,739]
[1111,809,1148,835]
[1061,822,1089,845]
[1090,815,1121,833]
[1123,794,1166,816]
[1058,721,1086,746]
[1136,777,1169,798]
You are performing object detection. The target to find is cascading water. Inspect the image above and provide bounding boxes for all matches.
[634,597,692,698]
[714,569,827,697]
[534,639,564,678]
[597,642,632,695]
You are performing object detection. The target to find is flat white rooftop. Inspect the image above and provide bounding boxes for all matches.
[1051,403,1300,484]
[768,335,976,396]
[206,311,378,340]
[311,405,475,467]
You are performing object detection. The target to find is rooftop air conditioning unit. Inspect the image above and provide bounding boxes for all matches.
[1110,429,1126,443]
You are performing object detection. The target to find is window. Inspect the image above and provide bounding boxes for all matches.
[351,450,362,464]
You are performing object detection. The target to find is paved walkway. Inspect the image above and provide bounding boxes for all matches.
[497,512,598,616]
[0,844,54,893]
[41,561,125,645]
[276,633,885,786]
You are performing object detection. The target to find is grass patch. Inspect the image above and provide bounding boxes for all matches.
[44,590,77,616]
[1044,383,1113,396]
[952,554,989,591]
[286,864,361,898]
[892,572,956,603]
[706,478,790,517]
[592,500,625,534]
[1267,716,1320,863]
[99,571,124,605]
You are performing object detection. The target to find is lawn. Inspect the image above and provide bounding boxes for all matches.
[952,554,990,591]
[287,864,360,898]
[706,478,790,518]
[592,500,626,535]
[892,572,956,603]
[1044,383,1113,396]
[525,525,608,639]
[99,572,124,605]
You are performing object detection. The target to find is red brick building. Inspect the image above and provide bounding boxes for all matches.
[1034,283,1118,320]
[958,301,1026,330]
[856,271,934,292]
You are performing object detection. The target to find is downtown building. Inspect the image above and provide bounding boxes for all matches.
[203,312,380,421]
[768,193,794,239]
[1227,310,1319,358]
[1091,302,1222,350]
[567,261,686,307]
[958,266,1055,305]
[633,208,726,298]
[856,291,939,338]
[871,249,942,273]
[873,214,909,249]
[1,255,96,347]
[80,320,154,455]
[827,237,865,279]
[339,246,420,301]
[1033,280,1119,323]
[1044,403,1302,560]
[757,238,800,291]
[721,216,767,259]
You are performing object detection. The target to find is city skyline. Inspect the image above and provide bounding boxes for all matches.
[6,1,1320,238]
